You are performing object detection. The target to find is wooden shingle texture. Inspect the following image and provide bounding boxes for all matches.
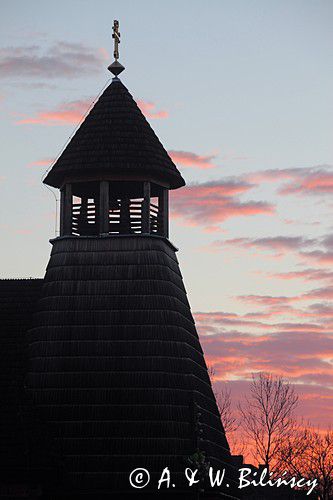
[43,79,185,189]
[0,279,57,493]
[26,236,238,498]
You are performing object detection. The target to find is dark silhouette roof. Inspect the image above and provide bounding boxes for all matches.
[0,279,57,488]
[43,79,185,190]
[26,236,239,498]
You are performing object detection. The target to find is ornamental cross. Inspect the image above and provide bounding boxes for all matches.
[112,20,121,61]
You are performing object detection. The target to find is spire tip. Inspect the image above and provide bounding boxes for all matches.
[108,20,125,76]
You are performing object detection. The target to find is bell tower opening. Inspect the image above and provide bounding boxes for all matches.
[60,180,169,238]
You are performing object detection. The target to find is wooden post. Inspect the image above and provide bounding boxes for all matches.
[63,183,72,236]
[120,197,131,234]
[142,181,151,234]
[60,187,65,236]
[160,189,169,238]
[99,180,110,234]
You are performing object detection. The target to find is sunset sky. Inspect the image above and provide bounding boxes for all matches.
[0,1,332,433]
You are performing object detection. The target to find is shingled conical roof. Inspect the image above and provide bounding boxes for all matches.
[43,78,185,189]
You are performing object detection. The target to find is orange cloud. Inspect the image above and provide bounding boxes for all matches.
[136,99,168,119]
[16,99,91,126]
[18,97,168,126]
[202,299,333,440]
[27,157,54,167]
[198,320,333,390]
[168,150,217,169]
[214,380,332,446]
[195,287,333,426]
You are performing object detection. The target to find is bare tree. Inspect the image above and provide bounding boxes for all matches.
[207,364,237,433]
[211,379,247,456]
[279,426,333,500]
[238,372,298,472]
[207,363,216,382]
[216,386,238,434]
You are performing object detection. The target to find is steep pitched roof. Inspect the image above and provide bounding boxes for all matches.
[43,78,185,189]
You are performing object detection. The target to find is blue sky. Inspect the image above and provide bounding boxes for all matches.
[1,0,332,429]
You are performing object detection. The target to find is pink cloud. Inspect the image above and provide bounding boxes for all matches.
[245,166,333,197]
[270,268,333,282]
[201,329,333,383]
[210,233,333,268]
[236,294,296,306]
[302,286,333,301]
[171,180,274,228]
[243,304,332,322]
[27,157,54,167]
[237,286,333,305]
[306,303,333,318]
[246,167,309,183]
[0,42,104,79]
[218,235,315,256]
[279,169,333,196]
[322,234,333,249]
[168,150,217,169]
[195,312,328,334]
[16,99,91,126]
[196,312,333,415]
[300,250,333,266]
[136,99,168,119]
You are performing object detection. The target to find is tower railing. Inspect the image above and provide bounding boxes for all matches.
[70,198,163,236]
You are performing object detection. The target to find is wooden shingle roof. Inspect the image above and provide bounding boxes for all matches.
[43,78,185,189]
[0,279,57,489]
[26,236,239,498]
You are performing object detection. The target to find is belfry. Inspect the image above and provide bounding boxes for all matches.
[1,22,238,500]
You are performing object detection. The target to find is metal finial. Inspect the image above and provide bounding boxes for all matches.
[108,20,125,77]
[112,20,120,60]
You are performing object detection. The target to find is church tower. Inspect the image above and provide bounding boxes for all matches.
[26,22,239,499]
